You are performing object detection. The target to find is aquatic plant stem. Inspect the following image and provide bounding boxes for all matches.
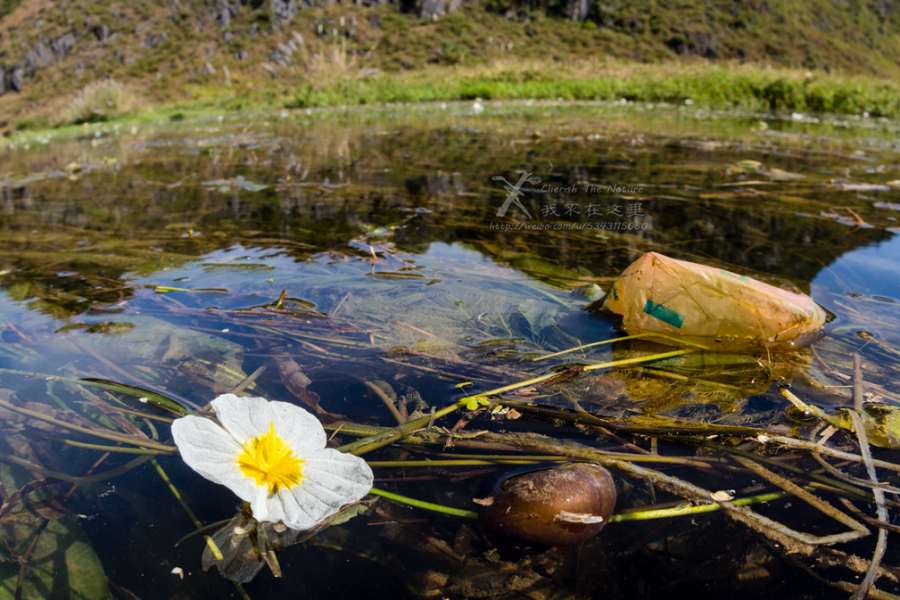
[362,379,405,425]
[755,435,900,473]
[534,333,708,361]
[63,440,171,454]
[0,397,177,452]
[15,519,50,600]
[152,458,203,529]
[64,333,201,410]
[581,349,697,372]
[0,451,152,484]
[705,442,876,501]
[609,489,795,522]
[853,353,865,411]
[731,454,869,543]
[339,401,468,455]
[106,406,174,423]
[229,365,266,395]
[498,399,771,438]
[174,518,235,547]
[849,408,889,600]
[150,457,233,585]
[369,487,478,519]
[368,459,550,467]
[0,367,188,414]
[373,471,839,526]
[341,349,696,456]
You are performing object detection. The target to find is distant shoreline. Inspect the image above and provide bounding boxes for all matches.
[2,0,900,136]
[4,58,900,142]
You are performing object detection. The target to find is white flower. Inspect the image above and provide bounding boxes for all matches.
[171,394,373,531]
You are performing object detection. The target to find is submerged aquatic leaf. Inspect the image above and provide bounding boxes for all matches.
[0,389,117,435]
[507,256,595,288]
[811,403,900,450]
[0,464,108,600]
[465,396,491,411]
[43,316,248,394]
[519,299,561,334]
[572,284,605,301]
[84,322,136,334]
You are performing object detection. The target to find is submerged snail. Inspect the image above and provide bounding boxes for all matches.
[477,462,617,545]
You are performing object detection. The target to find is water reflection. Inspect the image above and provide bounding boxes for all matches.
[1,105,900,599]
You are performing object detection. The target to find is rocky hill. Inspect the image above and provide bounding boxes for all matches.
[1,0,899,130]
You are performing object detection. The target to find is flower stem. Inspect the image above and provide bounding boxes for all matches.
[368,487,478,519]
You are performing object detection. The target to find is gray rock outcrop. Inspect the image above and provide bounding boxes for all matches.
[216,1,240,27]
[10,67,24,92]
[271,0,298,24]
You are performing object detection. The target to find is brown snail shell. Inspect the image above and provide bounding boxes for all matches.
[478,463,616,545]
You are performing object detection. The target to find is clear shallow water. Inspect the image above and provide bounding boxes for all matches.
[2,102,900,599]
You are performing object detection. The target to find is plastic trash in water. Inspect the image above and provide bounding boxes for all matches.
[601,252,828,351]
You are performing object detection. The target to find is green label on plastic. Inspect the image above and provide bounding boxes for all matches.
[612,286,619,301]
[643,299,685,329]
[720,270,750,282]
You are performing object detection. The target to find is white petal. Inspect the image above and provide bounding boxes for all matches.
[273,487,322,531]
[275,449,373,530]
[303,448,374,499]
[212,395,326,451]
[268,400,327,452]
[171,414,258,502]
[210,395,271,443]
[250,485,279,524]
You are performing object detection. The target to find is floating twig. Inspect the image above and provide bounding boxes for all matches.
[730,454,869,544]
[849,387,890,600]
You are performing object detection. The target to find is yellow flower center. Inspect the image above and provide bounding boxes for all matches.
[237,422,305,493]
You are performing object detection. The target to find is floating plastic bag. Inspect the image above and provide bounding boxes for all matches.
[601,252,827,351]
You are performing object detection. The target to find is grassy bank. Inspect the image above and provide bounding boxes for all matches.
[7,58,900,141]
[278,59,900,116]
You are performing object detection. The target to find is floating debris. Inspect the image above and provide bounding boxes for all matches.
[599,252,828,351]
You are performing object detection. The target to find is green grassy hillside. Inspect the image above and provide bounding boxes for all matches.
[1,0,899,132]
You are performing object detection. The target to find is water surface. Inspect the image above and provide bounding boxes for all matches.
[2,102,900,600]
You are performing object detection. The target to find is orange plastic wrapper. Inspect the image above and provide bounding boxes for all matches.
[601,252,828,351]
